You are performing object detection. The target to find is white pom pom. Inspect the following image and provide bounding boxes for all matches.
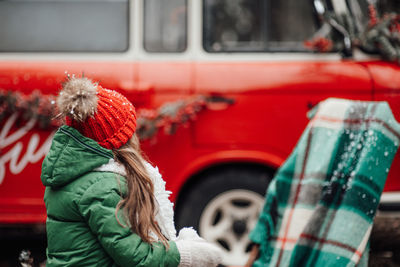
[57,77,98,122]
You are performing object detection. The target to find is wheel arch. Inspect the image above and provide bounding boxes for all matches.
[172,149,283,197]
[174,159,278,220]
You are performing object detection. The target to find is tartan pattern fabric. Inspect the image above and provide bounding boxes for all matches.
[250,98,400,267]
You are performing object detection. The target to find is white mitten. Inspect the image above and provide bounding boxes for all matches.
[175,228,222,267]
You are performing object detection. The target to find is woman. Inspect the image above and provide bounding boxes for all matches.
[41,76,221,266]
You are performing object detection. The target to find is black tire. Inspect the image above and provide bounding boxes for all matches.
[175,165,273,265]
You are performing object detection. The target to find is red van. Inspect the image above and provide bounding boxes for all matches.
[0,0,399,265]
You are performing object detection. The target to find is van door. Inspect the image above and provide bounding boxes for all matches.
[137,0,195,180]
[365,61,400,192]
[195,0,373,156]
[137,0,192,107]
[189,1,374,265]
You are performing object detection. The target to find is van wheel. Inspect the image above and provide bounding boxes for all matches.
[175,166,273,266]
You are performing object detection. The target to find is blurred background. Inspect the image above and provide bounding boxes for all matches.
[0,0,400,266]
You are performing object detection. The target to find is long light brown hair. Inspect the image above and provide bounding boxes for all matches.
[113,134,169,247]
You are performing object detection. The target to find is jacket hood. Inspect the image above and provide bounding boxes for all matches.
[41,125,113,188]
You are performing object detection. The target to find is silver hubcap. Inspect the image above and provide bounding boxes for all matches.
[199,189,265,266]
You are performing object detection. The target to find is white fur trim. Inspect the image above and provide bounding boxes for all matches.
[93,159,177,240]
[94,159,127,177]
[144,162,177,240]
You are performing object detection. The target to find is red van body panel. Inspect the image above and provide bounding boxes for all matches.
[363,61,400,192]
[1,59,400,225]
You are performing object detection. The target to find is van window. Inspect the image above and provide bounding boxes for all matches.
[350,0,400,31]
[0,0,129,53]
[144,0,187,53]
[203,0,318,52]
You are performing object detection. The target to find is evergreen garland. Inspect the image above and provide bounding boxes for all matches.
[305,3,400,64]
[0,89,58,129]
[0,90,234,141]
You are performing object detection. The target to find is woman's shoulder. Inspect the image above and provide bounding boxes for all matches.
[82,159,127,191]
[58,167,126,204]
[83,169,126,193]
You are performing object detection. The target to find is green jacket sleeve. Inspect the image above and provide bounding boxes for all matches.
[78,175,180,267]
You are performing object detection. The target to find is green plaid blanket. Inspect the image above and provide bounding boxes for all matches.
[250,98,400,267]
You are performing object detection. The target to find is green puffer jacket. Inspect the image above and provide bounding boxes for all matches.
[41,125,180,267]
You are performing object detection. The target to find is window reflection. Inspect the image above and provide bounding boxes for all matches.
[0,0,129,52]
[203,0,318,52]
[144,0,187,53]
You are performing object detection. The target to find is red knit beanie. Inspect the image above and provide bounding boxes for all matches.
[57,77,136,149]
